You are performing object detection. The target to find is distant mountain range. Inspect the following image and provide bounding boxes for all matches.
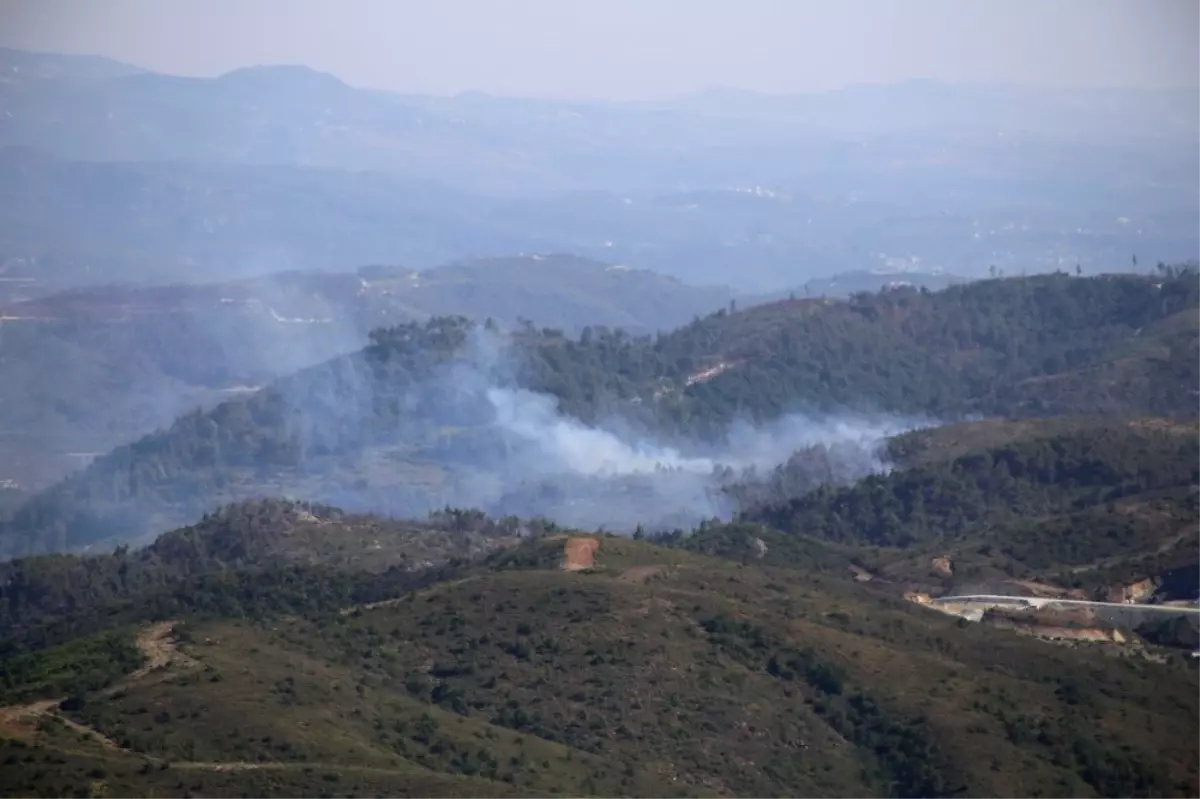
[3,47,1195,191]
[1,47,1196,291]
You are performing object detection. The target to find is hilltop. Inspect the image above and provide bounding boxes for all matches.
[0,530,1195,798]
[0,269,1195,558]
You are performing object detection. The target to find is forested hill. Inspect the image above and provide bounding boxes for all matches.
[647,266,1198,431]
[469,267,1197,428]
[1,269,1196,558]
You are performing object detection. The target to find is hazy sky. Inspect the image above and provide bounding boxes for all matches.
[2,0,1196,99]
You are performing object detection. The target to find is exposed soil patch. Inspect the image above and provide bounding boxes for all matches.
[989,619,1127,644]
[848,564,874,582]
[123,620,198,683]
[930,557,953,577]
[562,537,600,571]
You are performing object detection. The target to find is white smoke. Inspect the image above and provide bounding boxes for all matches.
[484,385,923,479]
[407,328,933,532]
[486,385,716,476]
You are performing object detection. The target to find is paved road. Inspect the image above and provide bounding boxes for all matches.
[929,595,1200,629]
[933,594,1200,613]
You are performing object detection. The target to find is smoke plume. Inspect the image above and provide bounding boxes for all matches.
[342,327,931,533]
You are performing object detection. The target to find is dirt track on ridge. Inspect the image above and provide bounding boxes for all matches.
[0,620,195,748]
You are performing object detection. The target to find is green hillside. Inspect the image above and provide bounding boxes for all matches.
[0,532,1195,798]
